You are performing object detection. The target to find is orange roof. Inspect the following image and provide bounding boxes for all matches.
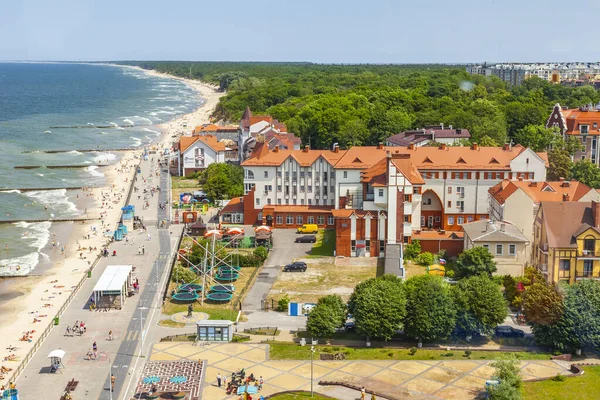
[249,116,273,126]
[391,155,425,185]
[331,209,379,218]
[360,158,388,186]
[263,205,332,214]
[359,155,425,186]
[335,146,388,169]
[242,146,347,167]
[412,230,464,240]
[221,197,243,214]
[180,135,227,153]
[489,179,593,205]
[561,109,600,135]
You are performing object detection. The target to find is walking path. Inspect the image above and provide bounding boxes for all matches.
[15,152,181,400]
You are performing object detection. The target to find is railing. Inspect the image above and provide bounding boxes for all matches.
[558,270,571,279]
[576,272,600,278]
[578,250,600,257]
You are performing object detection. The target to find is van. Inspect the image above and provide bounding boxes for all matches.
[297,224,318,234]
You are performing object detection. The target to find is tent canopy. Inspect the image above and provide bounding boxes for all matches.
[47,349,65,359]
[93,265,132,292]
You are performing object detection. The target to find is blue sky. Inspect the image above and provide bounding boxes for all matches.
[1,0,598,63]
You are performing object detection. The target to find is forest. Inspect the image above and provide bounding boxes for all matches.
[119,61,600,185]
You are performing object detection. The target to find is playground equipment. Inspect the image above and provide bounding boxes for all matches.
[171,292,199,302]
[177,283,203,293]
[206,292,233,302]
[210,284,236,293]
[216,272,239,282]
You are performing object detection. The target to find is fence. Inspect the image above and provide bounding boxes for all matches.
[162,228,185,302]
[243,326,279,336]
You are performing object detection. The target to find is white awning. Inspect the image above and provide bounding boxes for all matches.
[93,265,133,292]
[47,349,65,359]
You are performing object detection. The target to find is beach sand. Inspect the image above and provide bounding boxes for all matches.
[0,66,224,385]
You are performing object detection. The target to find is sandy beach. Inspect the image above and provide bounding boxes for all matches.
[0,66,224,385]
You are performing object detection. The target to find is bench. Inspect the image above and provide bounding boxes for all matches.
[65,378,79,391]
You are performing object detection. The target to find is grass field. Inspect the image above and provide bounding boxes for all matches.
[522,366,600,400]
[269,392,331,400]
[309,229,336,257]
[404,260,428,278]
[158,319,186,328]
[268,342,552,361]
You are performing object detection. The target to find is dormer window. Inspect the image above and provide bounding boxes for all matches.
[581,125,589,134]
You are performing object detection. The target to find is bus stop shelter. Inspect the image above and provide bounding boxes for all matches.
[91,265,133,310]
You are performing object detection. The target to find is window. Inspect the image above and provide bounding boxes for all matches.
[330,171,335,179]
[457,201,464,212]
[245,170,254,179]
[317,216,325,225]
[448,216,454,225]
[584,260,593,277]
[509,244,516,255]
[343,171,348,178]
[276,215,283,224]
[456,187,465,198]
[256,198,260,205]
[308,216,315,224]
[307,171,312,179]
[315,199,319,205]
[277,185,282,192]
[496,244,503,255]
[285,199,289,204]
[413,187,420,194]
[300,171,305,178]
[286,215,293,225]
[404,215,410,223]
[330,186,335,194]
[267,198,271,205]
[365,240,370,251]
[581,125,589,134]
[457,216,464,225]
[483,244,490,251]
[300,199,304,205]
[308,186,312,193]
[293,199,297,205]
[300,186,305,193]
[435,216,440,222]
[379,240,385,252]
[378,189,384,197]
[351,240,356,251]
[308,199,312,205]
[447,201,452,208]
[244,183,255,194]
[403,236,410,244]
[328,216,334,225]
[448,187,452,194]
[264,171,268,178]
[594,123,598,129]
[421,216,425,226]
[461,172,468,179]
[404,194,411,202]
[584,238,595,252]
[467,216,473,222]
[277,171,282,178]
[277,199,282,205]
[582,136,587,144]
[296,215,303,225]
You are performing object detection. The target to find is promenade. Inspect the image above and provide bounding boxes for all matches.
[15,150,182,400]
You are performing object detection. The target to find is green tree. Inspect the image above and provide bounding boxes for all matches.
[454,246,497,279]
[571,160,600,188]
[253,246,269,262]
[416,252,434,266]
[403,275,456,342]
[316,294,347,328]
[512,125,559,151]
[348,275,406,341]
[199,163,244,201]
[171,265,198,283]
[404,240,421,260]
[453,275,508,336]
[547,147,573,181]
[306,302,340,338]
[487,356,523,400]
[522,282,563,325]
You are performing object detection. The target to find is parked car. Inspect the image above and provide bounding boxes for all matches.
[297,224,319,234]
[283,261,307,272]
[295,235,316,243]
[494,326,525,338]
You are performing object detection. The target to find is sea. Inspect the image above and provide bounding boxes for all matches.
[0,63,202,275]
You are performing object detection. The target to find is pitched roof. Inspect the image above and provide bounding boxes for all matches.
[391,155,425,185]
[540,202,594,248]
[242,146,347,167]
[249,116,273,127]
[241,106,253,129]
[412,230,464,240]
[489,179,593,205]
[386,126,471,146]
[221,197,244,214]
[462,220,528,243]
[180,135,227,153]
[331,209,378,218]
[179,136,199,153]
[561,108,600,135]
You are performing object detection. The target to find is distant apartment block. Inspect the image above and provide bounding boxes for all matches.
[467,62,600,86]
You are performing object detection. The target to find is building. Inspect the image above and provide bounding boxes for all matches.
[466,63,600,86]
[462,220,529,276]
[488,178,599,262]
[546,103,600,164]
[174,135,233,176]
[240,142,548,258]
[533,201,600,284]
[386,125,471,147]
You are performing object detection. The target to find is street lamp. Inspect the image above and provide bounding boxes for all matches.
[310,344,316,397]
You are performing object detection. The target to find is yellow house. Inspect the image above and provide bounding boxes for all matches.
[533,201,600,284]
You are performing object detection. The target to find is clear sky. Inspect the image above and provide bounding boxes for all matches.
[1,0,598,63]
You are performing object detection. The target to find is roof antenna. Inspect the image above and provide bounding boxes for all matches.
[332,142,338,150]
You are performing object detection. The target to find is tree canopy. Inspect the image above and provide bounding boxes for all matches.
[454,246,497,279]
[198,163,243,201]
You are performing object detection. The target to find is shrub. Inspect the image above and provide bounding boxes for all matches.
[388,352,394,357]
[552,373,566,382]
[464,349,472,358]
[321,347,333,353]
[442,352,454,357]
[416,252,434,266]
[171,265,197,283]
[238,254,261,268]
[277,295,290,312]
[253,246,268,262]
[408,347,417,355]
[445,269,455,278]
[404,240,421,260]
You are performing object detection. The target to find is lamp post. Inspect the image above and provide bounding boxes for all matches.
[310,344,316,397]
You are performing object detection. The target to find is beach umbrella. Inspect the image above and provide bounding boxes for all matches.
[227,227,244,235]
[204,230,222,238]
[254,226,271,232]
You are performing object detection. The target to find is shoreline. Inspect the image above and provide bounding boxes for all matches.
[0,65,224,386]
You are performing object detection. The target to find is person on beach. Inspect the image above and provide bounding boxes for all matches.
[111,374,116,391]
[109,330,113,341]
[217,373,221,387]
[142,246,145,255]
[92,341,97,352]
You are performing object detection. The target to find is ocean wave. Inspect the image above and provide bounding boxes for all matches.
[87,123,95,126]
[92,152,118,164]
[87,165,104,178]
[144,135,153,142]
[0,252,39,275]
[156,110,177,115]
[130,137,142,147]
[123,115,153,126]
[108,122,118,127]
[44,130,52,134]
[100,131,108,135]
[25,190,78,216]
[37,173,44,177]
[143,128,162,136]
[67,150,83,156]
[123,118,135,125]
[0,189,21,194]
[116,126,125,130]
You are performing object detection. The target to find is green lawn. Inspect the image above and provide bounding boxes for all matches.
[269,342,552,361]
[523,366,600,400]
[268,392,331,400]
[172,177,201,189]
[309,229,335,257]
[162,303,238,321]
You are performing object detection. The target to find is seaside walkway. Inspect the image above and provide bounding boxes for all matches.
[15,147,181,400]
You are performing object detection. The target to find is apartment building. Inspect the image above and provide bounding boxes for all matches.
[466,63,600,86]
[546,103,600,164]
[236,141,548,258]
[533,201,600,284]
[386,124,471,147]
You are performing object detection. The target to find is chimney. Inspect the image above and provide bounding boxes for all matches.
[408,144,415,150]
[559,177,565,182]
[439,143,447,150]
[449,125,453,130]
[377,142,384,150]
[471,143,479,150]
[273,145,279,153]
[333,144,339,153]
[502,144,510,151]
[593,200,600,228]
[563,193,570,201]
[562,181,570,187]
[529,181,537,187]
[303,145,309,153]
[440,123,444,129]
[500,223,506,232]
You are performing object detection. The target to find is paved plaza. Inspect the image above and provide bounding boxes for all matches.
[149,342,574,400]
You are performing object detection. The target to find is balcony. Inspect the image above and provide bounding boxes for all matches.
[578,249,600,258]
[540,243,549,253]
[575,271,600,279]
[539,263,548,272]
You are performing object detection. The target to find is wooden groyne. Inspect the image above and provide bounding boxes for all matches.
[14,164,108,169]
[0,218,99,225]
[48,124,134,129]
[23,148,134,154]
[0,187,87,192]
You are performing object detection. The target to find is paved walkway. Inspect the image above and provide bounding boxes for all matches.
[148,342,575,400]
[15,153,181,400]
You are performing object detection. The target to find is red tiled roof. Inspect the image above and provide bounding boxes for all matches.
[221,197,243,214]
[331,209,378,218]
[489,179,593,205]
[242,145,346,167]
[180,135,227,153]
[412,231,464,240]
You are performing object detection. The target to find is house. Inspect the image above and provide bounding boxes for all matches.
[533,201,600,284]
[175,135,231,176]
[219,197,245,225]
[462,220,529,276]
[386,125,471,147]
[240,141,548,258]
[488,178,599,262]
[546,103,600,164]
